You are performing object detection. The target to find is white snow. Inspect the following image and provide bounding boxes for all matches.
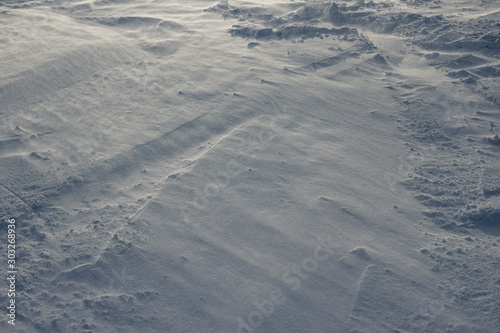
[1,0,499,332]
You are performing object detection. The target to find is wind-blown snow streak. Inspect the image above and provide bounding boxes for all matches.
[0,0,499,332]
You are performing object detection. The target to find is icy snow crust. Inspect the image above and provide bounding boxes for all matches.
[1,0,499,332]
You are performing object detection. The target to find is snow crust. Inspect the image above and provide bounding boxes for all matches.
[1,0,499,332]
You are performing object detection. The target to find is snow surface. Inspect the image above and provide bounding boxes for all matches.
[1,0,499,332]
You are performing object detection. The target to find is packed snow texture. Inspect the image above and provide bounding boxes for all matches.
[1,0,499,332]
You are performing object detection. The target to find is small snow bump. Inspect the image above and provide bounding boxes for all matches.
[247,42,260,49]
[419,248,430,254]
[30,152,49,160]
[350,247,370,260]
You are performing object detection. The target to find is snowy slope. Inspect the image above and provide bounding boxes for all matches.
[1,0,499,332]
